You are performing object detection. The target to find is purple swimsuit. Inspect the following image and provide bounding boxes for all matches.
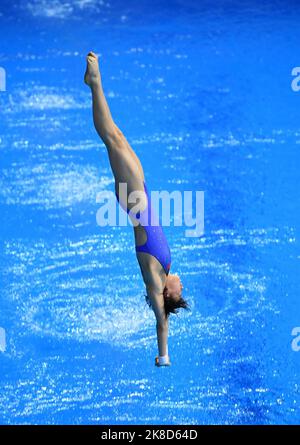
[116,182,171,275]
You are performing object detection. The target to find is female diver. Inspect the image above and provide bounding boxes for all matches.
[84,52,189,367]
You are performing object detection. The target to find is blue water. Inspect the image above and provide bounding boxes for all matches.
[0,0,300,425]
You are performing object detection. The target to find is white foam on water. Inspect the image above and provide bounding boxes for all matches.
[18,88,90,111]
[25,0,109,19]
[1,86,91,114]
[0,327,6,352]
[180,226,295,251]
[0,162,112,209]
[2,234,152,349]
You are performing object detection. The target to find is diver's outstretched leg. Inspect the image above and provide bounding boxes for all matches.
[84,51,119,147]
[84,52,144,183]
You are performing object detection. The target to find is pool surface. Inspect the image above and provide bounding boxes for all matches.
[0,0,300,425]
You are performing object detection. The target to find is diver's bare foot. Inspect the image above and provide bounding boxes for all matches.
[84,51,101,88]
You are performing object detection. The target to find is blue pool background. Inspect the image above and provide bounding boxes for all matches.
[0,0,300,424]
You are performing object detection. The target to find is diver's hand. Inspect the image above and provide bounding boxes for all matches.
[155,355,171,367]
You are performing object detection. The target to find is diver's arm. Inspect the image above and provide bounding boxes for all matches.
[146,285,170,361]
[156,314,169,358]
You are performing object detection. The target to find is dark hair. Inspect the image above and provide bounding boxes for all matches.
[145,286,190,318]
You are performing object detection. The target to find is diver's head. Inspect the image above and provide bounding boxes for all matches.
[163,273,189,317]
